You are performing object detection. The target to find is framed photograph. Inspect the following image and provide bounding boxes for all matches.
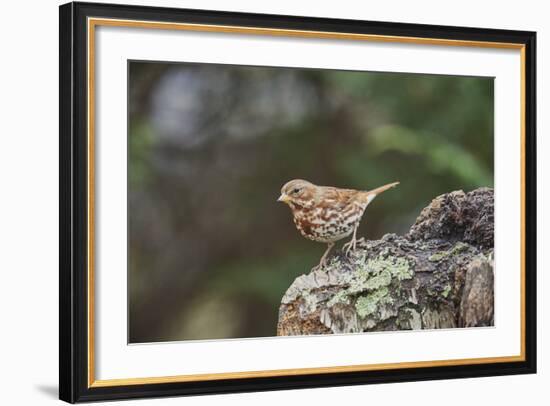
[59,1,536,403]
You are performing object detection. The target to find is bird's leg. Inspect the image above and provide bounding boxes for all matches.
[318,242,335,269]
[343,224,359,256]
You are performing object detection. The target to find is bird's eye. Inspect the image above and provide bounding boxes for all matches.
[292,188,301,194]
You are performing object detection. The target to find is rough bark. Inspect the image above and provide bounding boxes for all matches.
[277,188,494,336]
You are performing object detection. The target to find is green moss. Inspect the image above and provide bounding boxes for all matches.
[327,290,350,307]
[343,254,414,294]
[355,287,390,318]
[364,269,392,290]
[442,284,452,298]
[449,242,469,255]
[389,257,414,281]
[429,242,470,262]
[325,254,413,317]
[428,251,447,262]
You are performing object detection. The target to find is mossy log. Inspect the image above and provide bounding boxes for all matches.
[277,188,494,336]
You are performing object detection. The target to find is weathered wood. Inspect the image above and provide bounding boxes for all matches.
[277,188,494,336]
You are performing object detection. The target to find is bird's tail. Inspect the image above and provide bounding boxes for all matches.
[368,181,400,196]
[358,181,399,204]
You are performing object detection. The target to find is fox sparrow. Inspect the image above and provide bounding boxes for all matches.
[278,179,399,268]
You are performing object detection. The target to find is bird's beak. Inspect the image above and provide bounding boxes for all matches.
[277,193,290,203]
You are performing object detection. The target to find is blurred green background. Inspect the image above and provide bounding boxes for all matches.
[128,61,493,343]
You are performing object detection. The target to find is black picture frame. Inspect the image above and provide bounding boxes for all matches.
[59,1,537,403]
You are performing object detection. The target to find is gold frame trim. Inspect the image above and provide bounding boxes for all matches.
[87,17,527,388]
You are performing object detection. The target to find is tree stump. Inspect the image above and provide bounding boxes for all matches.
[277,188,494,336]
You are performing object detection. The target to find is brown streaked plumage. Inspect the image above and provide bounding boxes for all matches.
[277,179,399,268]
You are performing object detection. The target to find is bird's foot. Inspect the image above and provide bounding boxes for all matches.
[343,238,357,256]
[316,257,329,272]
[315,243,335,271]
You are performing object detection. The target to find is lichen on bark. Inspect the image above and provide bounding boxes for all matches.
[277,188,494,336]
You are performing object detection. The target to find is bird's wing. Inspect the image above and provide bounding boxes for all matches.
[318,187,361,211]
